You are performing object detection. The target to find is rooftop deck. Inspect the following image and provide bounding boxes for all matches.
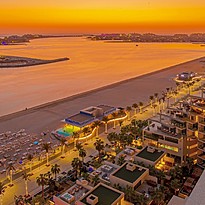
[80,183,123,205]
[136,146,165,162]
[112,163,146,183]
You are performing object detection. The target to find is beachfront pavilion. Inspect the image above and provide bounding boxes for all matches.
[56,105,118,140]
[174,72,202,83]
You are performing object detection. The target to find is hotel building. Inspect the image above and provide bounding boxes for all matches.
[142,95,204,164]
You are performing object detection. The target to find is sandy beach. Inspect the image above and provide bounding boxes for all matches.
[0,56,205,134]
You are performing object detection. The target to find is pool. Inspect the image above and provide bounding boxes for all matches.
[57,125,80,137]
[60,193,75,203]
[57,128,71,137]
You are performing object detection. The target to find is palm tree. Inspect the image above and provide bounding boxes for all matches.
[22,171,31,196]
[170,179,181,195]
[71,157,82,179]
[82,127,90,137]
[111,112,118,129]
[27,154,33,173]
[6,164,15,186]
[158,99,162,112]
[123,186,135,202]
[117,155,125,166]
[151,188,165,205]
[94,139,105,162]
[149,96,154,108]
[91,175,100,186]
[153,104,157,116]
[42,143,51,166]
[156,170,165,185]
[102,116,109,134]
[185,157,194,175]
[154,93,159,103]
[51,164,61,180]
[134,194,148,205]
[173,90,178,102]
[76,141,83,151]
[92,120,101,136]
[36,174,48,198]
[72,131,80,148]
[0,182,6,205]
[126,106,132,121]
[60,138,67,158]
[166,87,170,94]
[132,103,138,117]
[176,82,180,91]
[79,148,86,163]
[82,172,89,181]
[161,97,165,110]
[107,132,118,144]
[139,102,143,114]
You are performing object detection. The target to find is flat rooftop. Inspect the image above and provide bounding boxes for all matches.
[112,163,146,183]
[136,146,165,162]
[80,183,123,205]
[65,104,116,127]
[65,113,94,127]
[97,105,116,113]
[144,121,182,139]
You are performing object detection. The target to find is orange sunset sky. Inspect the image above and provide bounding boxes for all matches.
[1,0,205,34]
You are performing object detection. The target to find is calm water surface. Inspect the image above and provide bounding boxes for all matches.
[0,37,205,116]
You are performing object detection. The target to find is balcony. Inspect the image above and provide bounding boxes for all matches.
[198,117,205,125]
[197,153,205,160]
[171,119,186,129]
[198,145,205,152]
[198,136,205,143]
[198,126,205,133]
[187,137,198,146]
[144,133,162,141]
[157,126,180,138]
[197,158,205,168]
[187,125,198,132]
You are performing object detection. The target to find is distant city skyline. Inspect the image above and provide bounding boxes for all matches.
[1,0,205,34]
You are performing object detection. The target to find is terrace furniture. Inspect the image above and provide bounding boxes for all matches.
[146,180,157,187]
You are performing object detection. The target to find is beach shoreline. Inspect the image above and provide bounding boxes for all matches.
[0,57,205,122]
[0,57,205,134]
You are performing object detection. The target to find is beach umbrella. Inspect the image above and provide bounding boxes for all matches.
[88,167,94,172]
[34,141,38,145]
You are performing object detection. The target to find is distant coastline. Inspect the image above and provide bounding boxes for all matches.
[0,34,88,45]
[88,33,205,43]
[0,56,69,68]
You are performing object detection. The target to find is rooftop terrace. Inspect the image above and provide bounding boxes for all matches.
[112,163,146,183]
[79,183,123,205]
[136,146,165,162]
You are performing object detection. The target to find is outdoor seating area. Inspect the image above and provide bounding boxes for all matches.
[136,180,156,198]
[0,129,60,177]
[180,167,203,196]
[96,163,118,183]
[157,126,179,137]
